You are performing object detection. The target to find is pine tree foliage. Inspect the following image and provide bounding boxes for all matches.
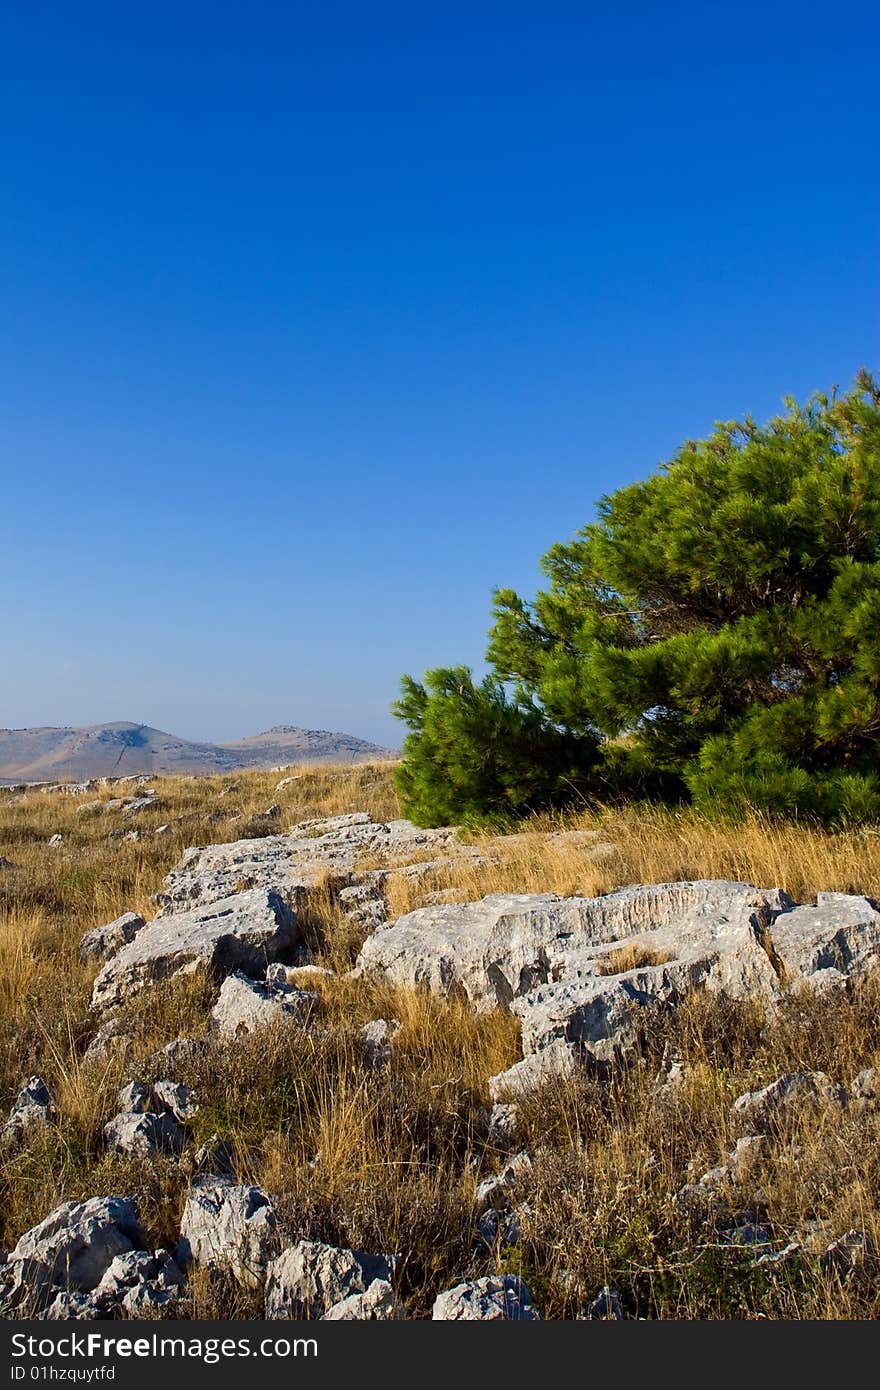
[392,667,600,827]
[395,373,880,825]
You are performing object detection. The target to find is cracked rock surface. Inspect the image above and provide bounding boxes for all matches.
[355,881,880,1092]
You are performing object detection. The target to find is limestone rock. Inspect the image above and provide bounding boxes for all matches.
[156,813,463,917]
[587,1285,623,1319]
[821,1229,878,1286]
[769,893,880,984]
[358,882,789,1009]
[178,1182,277,1287]
[474,1151,533,1212]
[3,1197,144,1301]
[90,889,297,1011]
[357,881,880,1093]
[357,1018,400,1068]
[485,1102,521,1146]
[210,971,317,1038]
[103,1110,185,1157]
[82,1017,134,1064]
[151,1079,199,1122]
[42,1249,185,1319]
[192,1134,237,1180]
[731,1072,847,1132]
[323,1278,405,1320]
[476,1204,528,1249]
[150,1037,205,1073]
[728,1134,768,1179]
[431,1275,538,1320]
[92,1248,184,1316]
[489,1039,580,1102]
[115,1081,151,1115]
[1,1076,57,1151]
[852,1068,877,1104]
[264,1240,393,1319]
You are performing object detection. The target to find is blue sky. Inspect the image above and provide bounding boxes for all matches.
[2,2,877,747]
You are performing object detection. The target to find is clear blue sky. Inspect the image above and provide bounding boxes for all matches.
[2,2,877,747]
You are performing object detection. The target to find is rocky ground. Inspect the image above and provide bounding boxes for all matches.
[1,766,879,1319]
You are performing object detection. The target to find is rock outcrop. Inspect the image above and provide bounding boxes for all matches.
[355,881,880,1093]
[90,889,296,1010]
[155,813,471,918]
[0,1198,145,1311]
[80,912,146,965]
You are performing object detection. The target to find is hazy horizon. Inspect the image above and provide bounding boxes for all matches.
[0,716,398,748]
[3,3,877,749]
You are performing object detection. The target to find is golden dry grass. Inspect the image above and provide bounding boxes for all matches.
[1,762,879,1318]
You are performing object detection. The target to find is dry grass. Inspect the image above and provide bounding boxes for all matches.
[596,943,672,976]
[1,763,879,1318]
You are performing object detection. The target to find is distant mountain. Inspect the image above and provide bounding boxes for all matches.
[0,722,398,784]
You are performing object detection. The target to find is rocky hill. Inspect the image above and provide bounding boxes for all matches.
[0,722,396,784]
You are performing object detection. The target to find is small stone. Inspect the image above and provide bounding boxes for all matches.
[431,1275,538,1321]
[151,1079,198,1122]
[755,1241,802,1268]
[731,1072,847,1132]
[82,1019,133,1064]
[103,1110,185,1157]
[852,1068,877,1102]
[476,1204,528,1249]
[474,1151,533,1212]
[728,1134,768,1179]
[115,1082,151,1115]
[587,1285,623,1319]
[694,1164,729,1191]
[150,1037,205,1073]
[323,1279,406,1320]
[722,1220,772,1250]
[0,1076,57,1152]
[358,1018,401,1068]
[485,1102,521,1146]
[192,1134,237,1180]
[210,972,317,1039]
[821,1229,878,1285]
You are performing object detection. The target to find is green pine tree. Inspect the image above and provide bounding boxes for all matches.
[395,372,880,825]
